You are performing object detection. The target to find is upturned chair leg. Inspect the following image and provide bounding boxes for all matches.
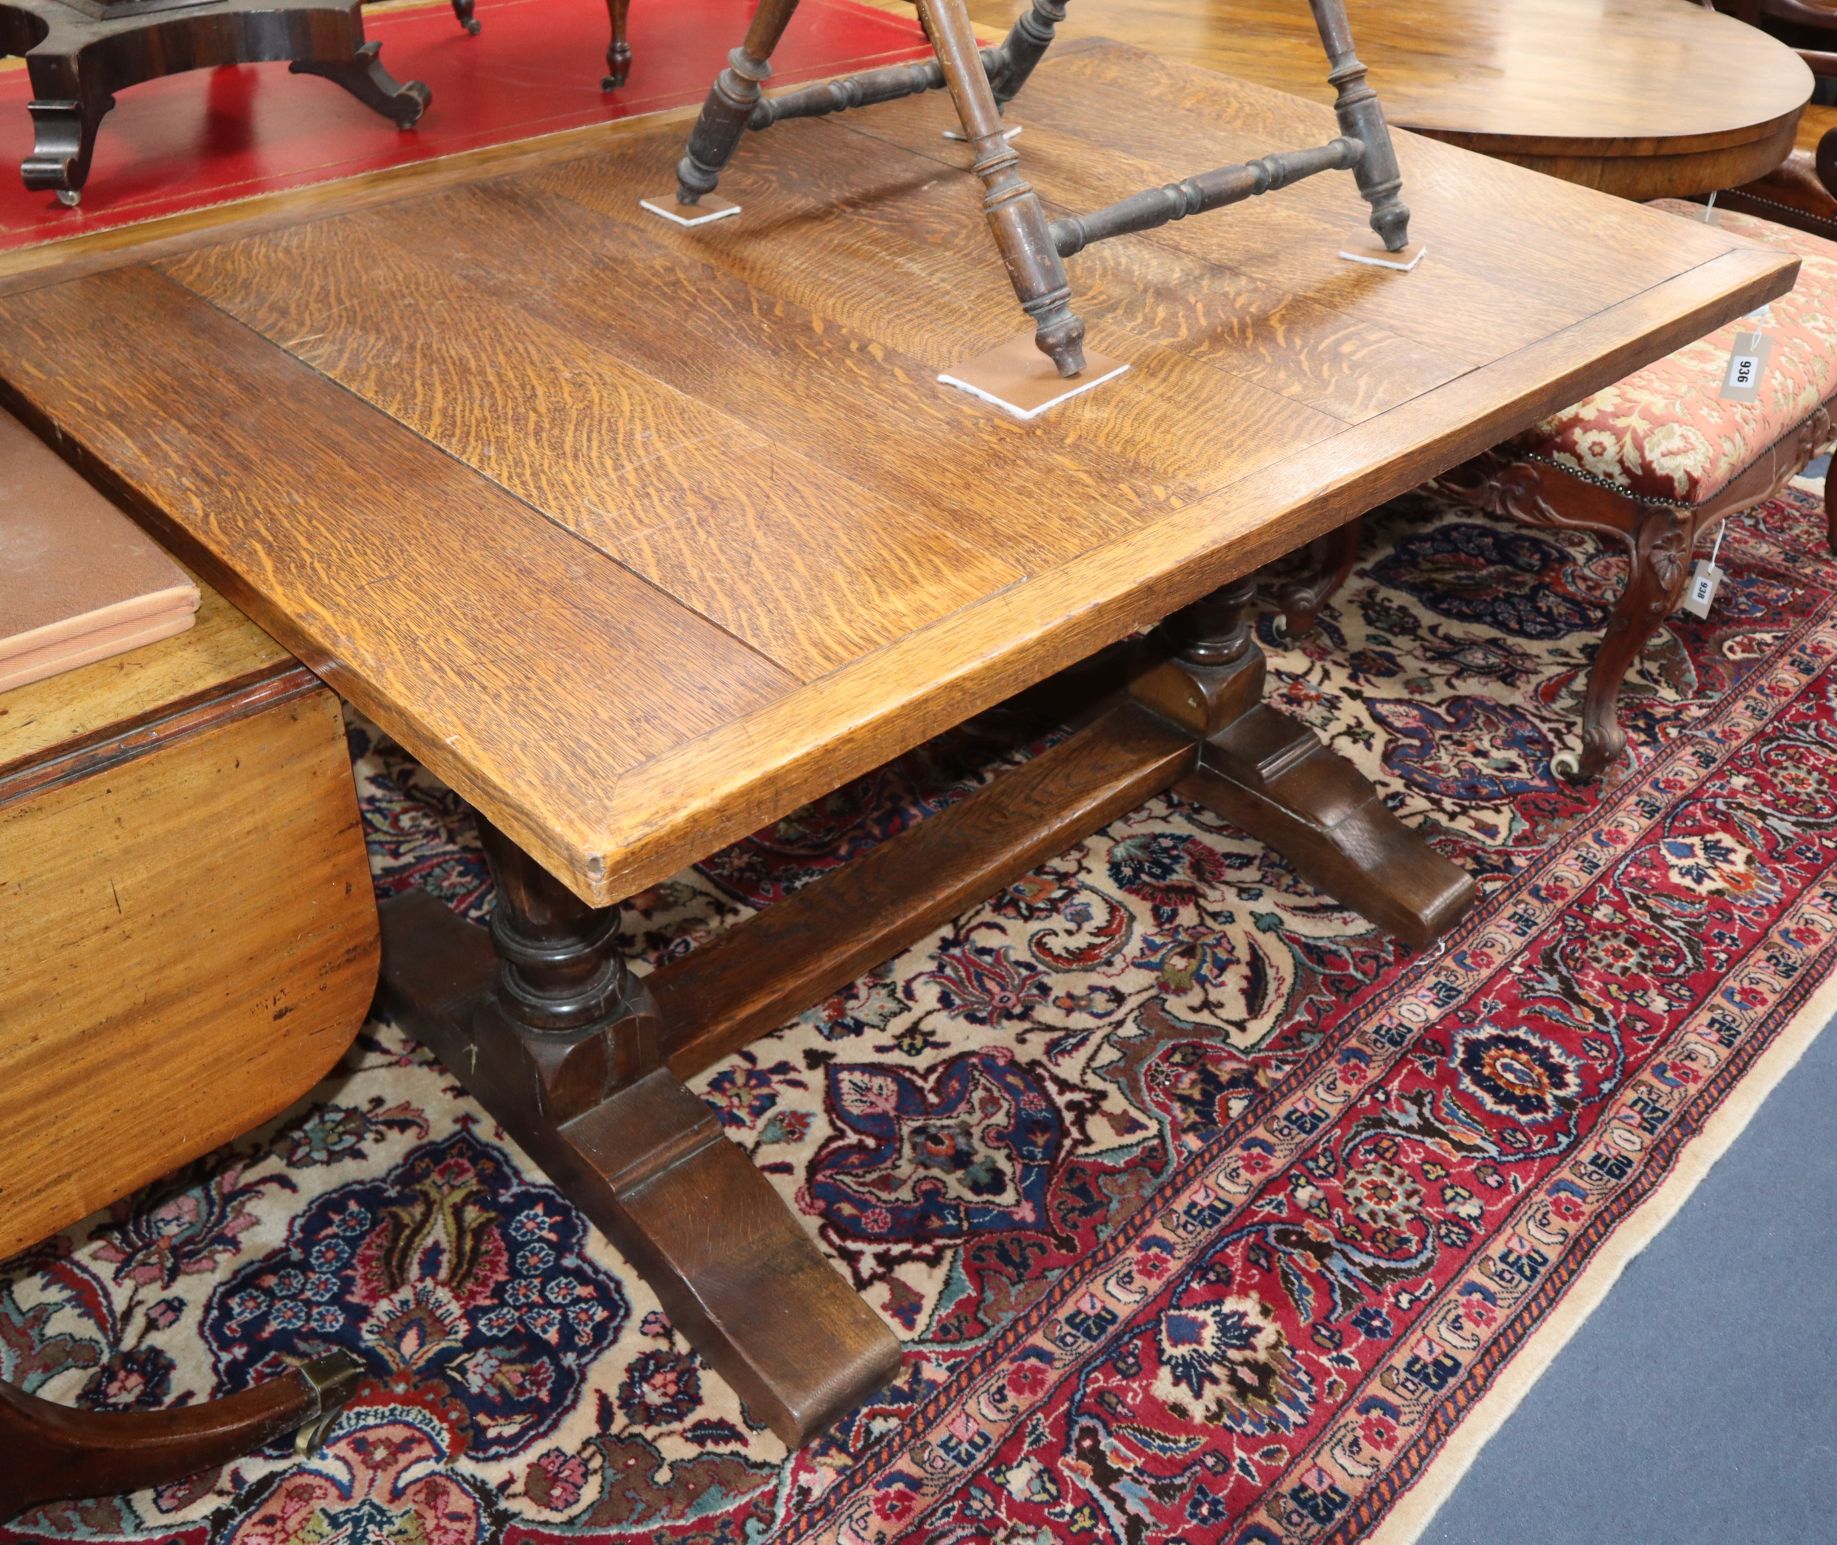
[991,0,1068,107]
[1307,0,1410,250]
[677,0,803,202]
[1566,510,1695,783]
[918,0,1084,374]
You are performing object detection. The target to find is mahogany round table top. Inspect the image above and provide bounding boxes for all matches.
[970,0,1817,200]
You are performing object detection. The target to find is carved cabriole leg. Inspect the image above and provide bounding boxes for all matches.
[289,42,429,129]
[1433,432,1837,782]
[377,818,900,1446]
[0,1356,360,1523]
[21,54,113,202]
[1266,517,1363,638]
[1572,509,1695,782]
[919,0,1085,375]
[1306,0,1409,250]
[1825,439,1835,555]
[676,0,802,202]
[603,0,633,91]
[1129,576,1476,946]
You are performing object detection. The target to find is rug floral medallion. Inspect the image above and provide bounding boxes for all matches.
[6,483,1837,1545]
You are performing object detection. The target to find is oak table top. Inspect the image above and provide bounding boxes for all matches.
[0,39,1799,907]
[964,0,1818,200]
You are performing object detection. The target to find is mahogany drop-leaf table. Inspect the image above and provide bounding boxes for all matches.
[0,39,1798,1447]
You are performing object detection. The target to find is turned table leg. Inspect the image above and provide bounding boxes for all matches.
[378,820,900,1446]
[0,1354,359,1523]
[603,0,633,89]
[1131,576,1475,945]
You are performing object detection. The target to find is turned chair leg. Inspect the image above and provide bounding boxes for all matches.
[603,0,633,90]
[991,0,1068,107]
[1307,0,1409,250]
[0,1355,359,1523]
[919,0,1085,375]
[1565,510,1695,783]
[677,0,803,202]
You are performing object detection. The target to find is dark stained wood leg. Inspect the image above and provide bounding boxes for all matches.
[652,700,1194,1076]
[450,0,481,36]
[990,0,1067,107]
[1306,0,1410,250]
[676,0,803,201]
[290,42,430,129]
[1132,576,1475,945]
[1568,510,1693,783]
[21,56,113,204]
[0,1355,360,1523]
[602,0,632,90]
[1824,444,1835,556]
[1266,516,1362,638]
[377,820,900,1447]
[919,0,1084,375]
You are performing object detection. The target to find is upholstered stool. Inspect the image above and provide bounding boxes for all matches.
[1432,201,1837,781]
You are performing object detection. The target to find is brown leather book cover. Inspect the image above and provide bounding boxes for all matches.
[0,409,198,692]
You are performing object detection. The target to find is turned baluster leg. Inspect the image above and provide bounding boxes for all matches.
[1130,569,1474,944]
[603,0,633,90]
[1306,0,1409,250]
[920,0,1085,375]
[677,0,803,202]
[1566,512,1694,783]
[378,819,899,1445]
[991,0,1068,107]
[0,1356,359,1523]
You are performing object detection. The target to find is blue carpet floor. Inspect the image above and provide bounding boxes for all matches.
[1420,1007,1837,1544]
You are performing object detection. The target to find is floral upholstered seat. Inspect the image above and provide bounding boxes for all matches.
[1511,201,1837,507]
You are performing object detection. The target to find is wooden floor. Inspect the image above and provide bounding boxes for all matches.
[0,41,1794,906]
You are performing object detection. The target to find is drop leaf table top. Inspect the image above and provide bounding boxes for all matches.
[0,39,1798,909]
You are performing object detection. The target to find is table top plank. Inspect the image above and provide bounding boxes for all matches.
[0,264,801,880]
[0,43,1798,904]
[162,222,1028,681]
[533,112,1463,425]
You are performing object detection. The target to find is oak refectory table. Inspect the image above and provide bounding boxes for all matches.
[0,38,1798,1448]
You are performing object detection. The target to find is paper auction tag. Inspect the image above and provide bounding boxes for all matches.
[1720,330,1772,402]
[1682,561,1724,619]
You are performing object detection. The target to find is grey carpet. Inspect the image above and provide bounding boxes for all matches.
[1419,1008,1837,1544]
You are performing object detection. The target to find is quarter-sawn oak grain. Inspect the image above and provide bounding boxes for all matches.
[0,43,1799,907]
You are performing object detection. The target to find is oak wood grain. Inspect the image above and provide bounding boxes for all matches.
[0,263,796,884]
[0,43,1799,906]
[161,222,1026,679]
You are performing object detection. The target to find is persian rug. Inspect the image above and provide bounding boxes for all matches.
[0,0,927,251]
[5,476,1837,1545]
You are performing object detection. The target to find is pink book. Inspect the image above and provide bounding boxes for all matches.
[0,409,198,693]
